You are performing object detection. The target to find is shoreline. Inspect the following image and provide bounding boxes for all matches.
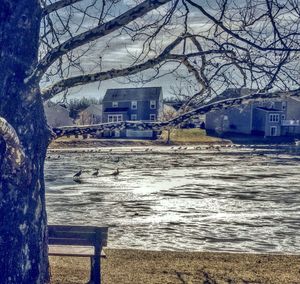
[50,249,300,283]
[49,137,231,150]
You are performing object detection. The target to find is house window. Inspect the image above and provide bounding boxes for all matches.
[150,114,156,121]
[112,101,118,108]
[282,101,287,110]
[269,114,280,122]
[281,114,285,120]
[150,100,156,109]
[131,101,137,109]
[131,114,137,121]
[108,114,123,122]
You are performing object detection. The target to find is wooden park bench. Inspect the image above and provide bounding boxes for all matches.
[48,225,108,284]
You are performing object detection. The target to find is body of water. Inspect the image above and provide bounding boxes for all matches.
[45,145,300,253]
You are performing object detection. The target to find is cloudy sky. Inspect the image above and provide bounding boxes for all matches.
[41,0,215,101]
[42,0,300,102]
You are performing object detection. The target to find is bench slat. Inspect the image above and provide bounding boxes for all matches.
[49,245,94,256]
[49,231,108,241]
[49,225,108,234]
[49,237,97,246]
[49,245,107,258]
[48,236,108,247]
[49,231,96,241]
[48,225,108,246]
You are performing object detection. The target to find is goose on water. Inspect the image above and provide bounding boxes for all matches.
[73,169,82,178]
[92,169,99,176]
[73,170,83,183]
[111,168,119,176]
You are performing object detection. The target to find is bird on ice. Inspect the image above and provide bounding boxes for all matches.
[111,168,119,176]
[73,169,83,183]
[73,169,82,178]
[91,169,99,176]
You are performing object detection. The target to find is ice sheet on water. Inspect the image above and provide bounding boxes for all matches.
[45,145,300,253]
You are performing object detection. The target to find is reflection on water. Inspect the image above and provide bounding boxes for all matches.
[45,145,300,253]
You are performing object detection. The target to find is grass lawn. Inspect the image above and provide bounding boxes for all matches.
[49,128,228,149]
[160,128,226,144]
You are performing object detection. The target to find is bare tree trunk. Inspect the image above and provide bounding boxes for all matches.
[0,1,50,283]
[166,129,171,144]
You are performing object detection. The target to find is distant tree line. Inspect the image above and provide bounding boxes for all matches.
[68,97,101,119]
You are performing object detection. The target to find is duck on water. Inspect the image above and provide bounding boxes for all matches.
[73,168,119,183]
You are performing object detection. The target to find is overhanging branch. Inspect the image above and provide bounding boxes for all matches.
[42,0,85,16]
[30,0,172,84]
[41,34,233,100]
[53,90,300,138]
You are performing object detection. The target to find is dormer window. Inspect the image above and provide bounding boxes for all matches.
[131,101,137,109]
[150,100,156,109]
[112,101,118,108]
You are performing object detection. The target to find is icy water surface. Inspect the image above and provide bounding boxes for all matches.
[45,145,300,253]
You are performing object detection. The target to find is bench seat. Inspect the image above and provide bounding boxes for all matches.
[49,245,106,257]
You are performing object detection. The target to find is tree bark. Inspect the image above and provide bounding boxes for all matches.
[0,1,50,283]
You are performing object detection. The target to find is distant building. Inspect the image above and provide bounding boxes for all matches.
[102,87,163,138]
[44,102,73,128]
[205,89,300,137]
[77,104,102,125]
[281,97,300,136]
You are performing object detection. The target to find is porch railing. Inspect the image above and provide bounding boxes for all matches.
[282,120,300,126]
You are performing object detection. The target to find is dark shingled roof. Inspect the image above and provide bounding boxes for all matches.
[103,87,162,102]
[104,107,129,112]
[255,107,282,112]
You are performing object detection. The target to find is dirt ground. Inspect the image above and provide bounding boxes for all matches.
[50,249,300,284]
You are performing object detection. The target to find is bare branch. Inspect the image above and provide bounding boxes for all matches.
[39,0,300,104]
[42,0,85,16]
[185,0,300,52]
[42,43,233,99]
[30,0,173,84]
[53,90,300,138]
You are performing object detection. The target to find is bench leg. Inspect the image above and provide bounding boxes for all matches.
[89,256,101,284]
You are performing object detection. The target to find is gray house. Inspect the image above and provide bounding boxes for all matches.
[102,87,163,138]
[281,97,300,136]
[44,102,73,128]
[206,89,300,137]
[77,104,102,125]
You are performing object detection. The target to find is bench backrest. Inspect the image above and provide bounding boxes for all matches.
[48,225,108,248]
